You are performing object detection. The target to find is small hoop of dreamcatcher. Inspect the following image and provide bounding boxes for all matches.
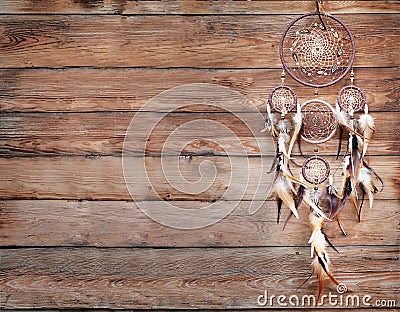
[269,85,297,115]
[280,12,355,88]
[338,85,366,114]
[302,155,330,184]
[301,99,338,144]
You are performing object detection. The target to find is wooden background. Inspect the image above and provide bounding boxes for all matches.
[0,0,399,310]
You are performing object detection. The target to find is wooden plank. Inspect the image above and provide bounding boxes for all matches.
[0,15,398,68]
[0,247,398,309]
[0,67,398,113]
[0,0,399,15]
[3,310,399,312]
[0,156,397,200]
[0,112,398,157]
[0,199,398,247]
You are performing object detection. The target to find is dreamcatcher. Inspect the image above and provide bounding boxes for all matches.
[264,0,382,302]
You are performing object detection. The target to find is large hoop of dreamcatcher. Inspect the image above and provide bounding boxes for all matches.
[279,12,355,88]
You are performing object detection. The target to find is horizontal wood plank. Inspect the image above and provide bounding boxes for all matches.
[0,199,398,247]
[0,67,398,113]
[1,0,399,15]
[0,15,398,68]
[0,111,398,157]
[0,246,398,309]
[0,156,397,200]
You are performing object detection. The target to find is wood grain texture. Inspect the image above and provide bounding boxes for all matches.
[0,67,398,113]
[0,156,398,201]
[0,15,399,68]
[0,247,398,309]
[0,1,398,310]
[1,0,399,15]
[0,199,398,247]
[0,111,399,157]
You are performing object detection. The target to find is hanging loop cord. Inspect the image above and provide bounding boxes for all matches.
[316,0,326,30]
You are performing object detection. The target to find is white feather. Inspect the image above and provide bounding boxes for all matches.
[304,190,331,221]
[335,102,350,128]
[278,134,290,159]
[358,106,375,157]
[287,112,302,157]
[358,113,375,131]
[271,176,299,219]
[358,167,375,209]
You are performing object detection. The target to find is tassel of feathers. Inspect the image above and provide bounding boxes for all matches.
[268,155,307,223]
[268,157,299,222]
[264,103,307,223]
[331,156,359,221]
[309,212,340,303]
[332,98,381,222]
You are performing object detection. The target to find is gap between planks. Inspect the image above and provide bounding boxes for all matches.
[0,0,399,15]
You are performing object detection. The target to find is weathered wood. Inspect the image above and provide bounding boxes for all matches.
[0,247,398,309]
[0,308,398,312]
[0,199,398,247]
[0,156,397,200]
[0,0,399,15]
[0,2,398,311]
[0,15,398,68]
[0,67,398,113]
[0,111,398,157]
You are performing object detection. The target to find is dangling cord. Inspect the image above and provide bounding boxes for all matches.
[316,0,326,30]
